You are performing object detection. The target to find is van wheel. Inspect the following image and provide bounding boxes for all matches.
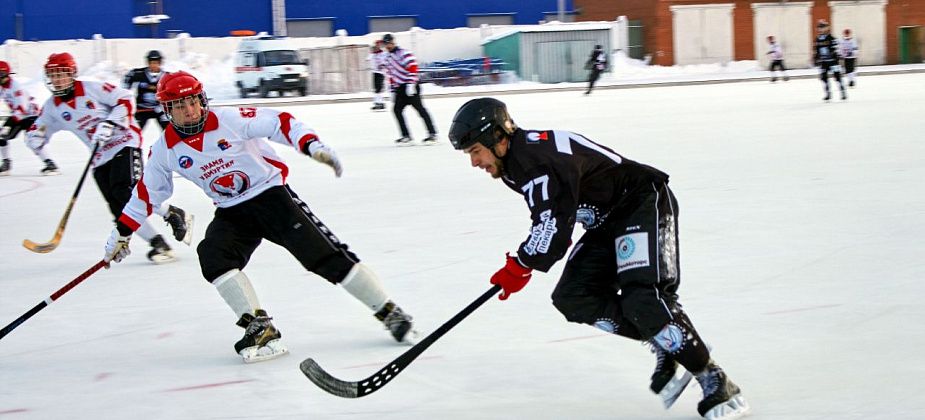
[297,86,307,96]
[239,87,248,98]
[259,81,270,98]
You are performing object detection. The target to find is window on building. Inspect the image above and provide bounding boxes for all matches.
[286,18,333,37]
[467,13,515,27]
[369,16,417,34]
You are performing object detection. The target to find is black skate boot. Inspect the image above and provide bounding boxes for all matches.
[420,134,438,145]
[770,77,777,83]
[371,103,385,111]
[394,136,413,146]
[841,89,847,101]
[41,159,60,176]
[164,205,193,244]
[695,362,750,419]
[649,342,693,409]
[235,309,288,363]
[0,158,10,176]
[146,234,175,264]
[375,301,417,343]
[849,80,855,87]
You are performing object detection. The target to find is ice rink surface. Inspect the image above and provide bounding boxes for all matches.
[1,74,924,419]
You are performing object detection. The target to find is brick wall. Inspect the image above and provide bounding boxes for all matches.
[886,1,925,63]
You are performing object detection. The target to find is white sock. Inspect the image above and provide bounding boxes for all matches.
[340,263,389,312]
[34,148,51,161]
[154,204,169,218]
[374,93,383,104]
[214,269,261,319]
[135,220,159,242]
[0,144,9,159]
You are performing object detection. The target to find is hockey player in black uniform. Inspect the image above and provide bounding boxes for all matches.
[122,50,168,131]
[584,44,607,95]
[449,98,749,419]
[813,20,846,101]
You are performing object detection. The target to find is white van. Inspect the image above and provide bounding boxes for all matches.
[234,35,309,98]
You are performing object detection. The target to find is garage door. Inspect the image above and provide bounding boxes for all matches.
[671,4,734,65]
[830,0,887,65]
[752,2,813,68]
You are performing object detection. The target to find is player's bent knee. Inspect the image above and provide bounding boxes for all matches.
[620,286,672,339]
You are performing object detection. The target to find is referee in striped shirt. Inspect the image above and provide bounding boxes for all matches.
[381,34,437,145]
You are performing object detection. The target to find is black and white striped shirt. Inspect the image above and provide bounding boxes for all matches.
[384,46,419,88]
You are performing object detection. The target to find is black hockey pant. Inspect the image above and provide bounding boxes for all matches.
[373,73,385,94]
[0,116,37,147]
[587,69,603,92]
[197,185,359,284]
[93,147,143,220]
[135,110,168,131]
[819,61,844,91]
[393,83,436,137]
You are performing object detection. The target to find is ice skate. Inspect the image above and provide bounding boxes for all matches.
[146,234,176,264]
[235,309,288,363]
[41,159,60,176]
[420,134,438,145]
[164,205,194,245]
[695,362,750,419]
[0,158,10,176]
[840,89,847,101]
[649,344,693,409]
[371,103,385,111]
[394,136,413,146]
[375,301,419,344]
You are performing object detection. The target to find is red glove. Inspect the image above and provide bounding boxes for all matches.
[490,253,533,300]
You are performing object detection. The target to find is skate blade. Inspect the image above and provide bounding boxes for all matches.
[659,371,693,409]
[704,393,750,420]
[42,170,61,176]
[149,252,177,265]
[398,328,421,346]
[240,339,289,364]
[180,214,195,245]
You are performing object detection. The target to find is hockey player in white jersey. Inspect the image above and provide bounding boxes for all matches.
[104,71,417,363]
[26,52,188,262]
[841,29,859,87]
[0,60,47,176]
[765,36,790,82]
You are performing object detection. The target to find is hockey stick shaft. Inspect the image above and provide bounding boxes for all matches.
[301,284,502,398]
[0,260,108,341]
[22,143,99,253]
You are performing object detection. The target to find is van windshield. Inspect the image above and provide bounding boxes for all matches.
[261,50,302,66]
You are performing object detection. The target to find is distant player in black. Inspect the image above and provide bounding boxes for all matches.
[584,44,607,95]
[122,50,168,131]
[448,98,749,419]
[813,20,846,101]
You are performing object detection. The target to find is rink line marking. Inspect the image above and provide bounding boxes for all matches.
[763,303,842,315]
[155,332,173,339]
[94,372,113,382]
[162,379,255,392]
[0,409,30,415]
[547,334,609,343]
[342,355,443,370]
[0,178,42,199]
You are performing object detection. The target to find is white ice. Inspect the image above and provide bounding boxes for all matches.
[1,73,924,419]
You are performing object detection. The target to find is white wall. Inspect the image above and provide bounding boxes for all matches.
[830,0,887,65]
[752,2,813,68]
[671,4,735,65]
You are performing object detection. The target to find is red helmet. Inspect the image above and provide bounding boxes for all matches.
[44,52,78,96]
[157,71,209,135]
[0,61,11,75]
[156,70,203,102]
[45,52,77,73]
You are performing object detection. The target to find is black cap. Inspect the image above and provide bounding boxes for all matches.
[595,44,602,49]
[146,50,163,61]
[382,34,394,43]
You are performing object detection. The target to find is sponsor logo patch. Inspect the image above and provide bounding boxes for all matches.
[61,111,72,121]
[616,232,649,273]
[526,131,548,143]
[209,170,250,197]
[178,155,193,169]
[523,209,557,256]
[217,139,231,150]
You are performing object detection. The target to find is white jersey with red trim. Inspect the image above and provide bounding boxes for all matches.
[0,77,40,122]
[26,80,142,167]
[118,106,319,231]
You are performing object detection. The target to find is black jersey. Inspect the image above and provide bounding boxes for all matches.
[499,129,668,272]
[122,68,163,111]
[814,34,840,64]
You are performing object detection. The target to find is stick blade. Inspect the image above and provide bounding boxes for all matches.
[300,358,360,398]
[22,238,60,253]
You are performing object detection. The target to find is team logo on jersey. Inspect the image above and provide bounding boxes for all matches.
[217,139,232,150]
[178,155,193,169]
[85,100,96,110]
[210,170,251,197]
[616,232,650,273]
[61,111,72,121]
[526,131,548,143]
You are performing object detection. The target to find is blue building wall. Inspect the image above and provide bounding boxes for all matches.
[0,0,572,41]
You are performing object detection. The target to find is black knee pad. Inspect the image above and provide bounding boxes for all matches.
[197,240,243,282]
[621,285,673,338]
[551,287,597,324]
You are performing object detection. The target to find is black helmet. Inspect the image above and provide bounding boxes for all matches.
[448,98,517,150]
[146,50,163,61]
[381,33,394,43]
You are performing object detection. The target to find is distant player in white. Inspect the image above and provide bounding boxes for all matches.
[0,60,45,175]
[766,36,790,82]
[368,41,388,111]
[104,71,418,363]
[841,29,859,87]
[25,52,187,262]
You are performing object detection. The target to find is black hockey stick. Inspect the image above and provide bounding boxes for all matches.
[0,260,108,341]
[300,284,502,398]
[22,142,100,253]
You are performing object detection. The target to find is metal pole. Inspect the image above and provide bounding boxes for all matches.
[557,0,565,22]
